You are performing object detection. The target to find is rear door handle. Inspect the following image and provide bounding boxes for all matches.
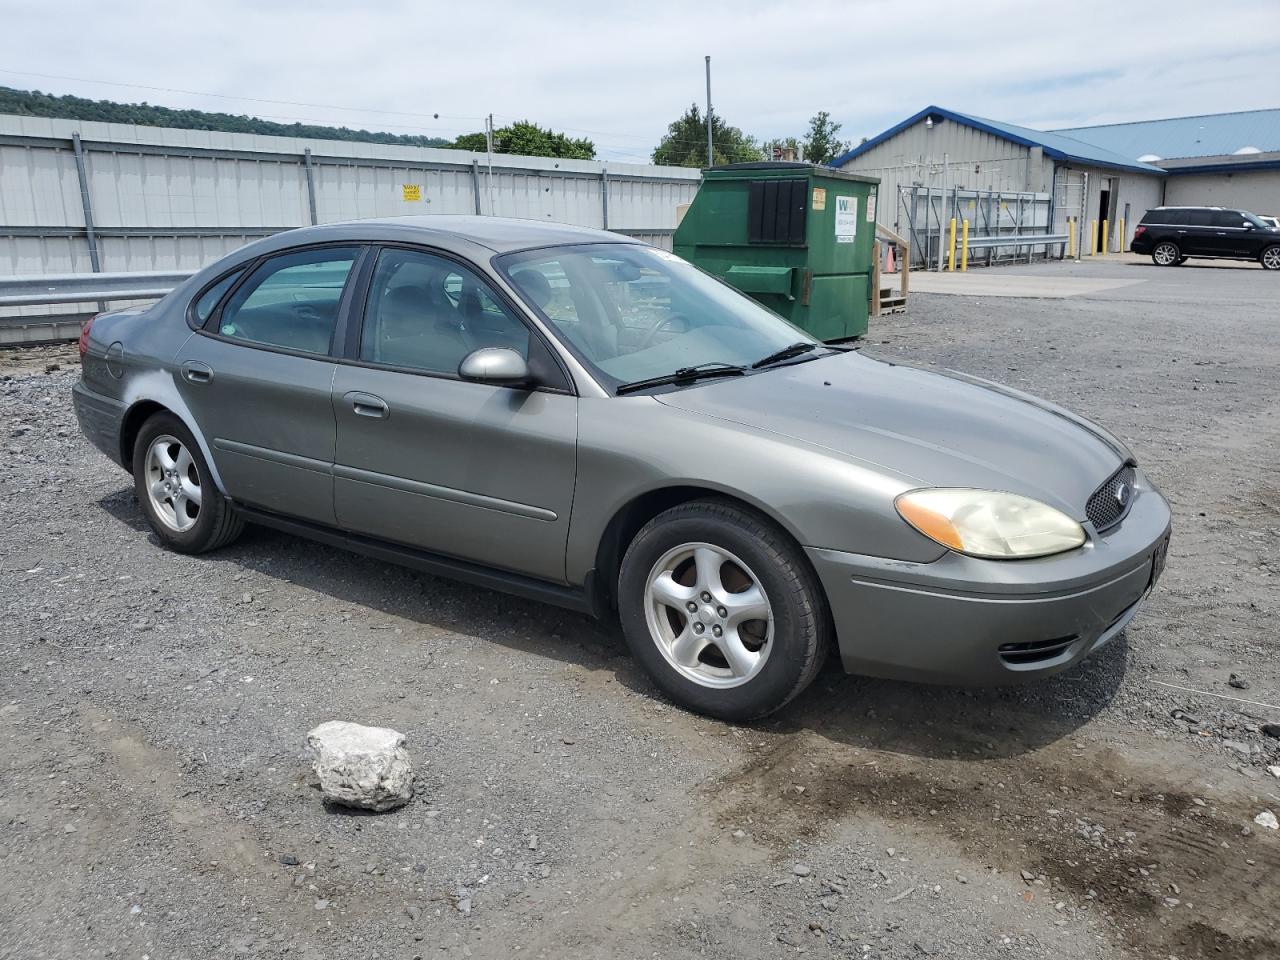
[181,360,213,384]
[345,391,388,419]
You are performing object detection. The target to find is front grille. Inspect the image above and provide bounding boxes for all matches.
[1085,465,1136,532]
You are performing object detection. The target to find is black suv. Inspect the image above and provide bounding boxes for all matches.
[1131,206,1280,269]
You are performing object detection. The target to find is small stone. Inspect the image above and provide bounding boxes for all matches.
[792,863,812,877]
[64,824,77,833]
[1267,766,1280,779]
[1261,724,1280,740]
[279,854,299,866]
[1228,674,1250,690]
[820,895,839,912]
[1020,870,1035,882]
[455,897,472,915]
[527,834,539,851]
[561,737,575,745]
[404,904,421,921]
[731,829,746,839]
[1254,811,1278,830]
[314,899,330,911]
[1222,740,1252,757]
[240,592,253,604]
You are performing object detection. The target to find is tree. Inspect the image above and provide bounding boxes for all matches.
[453,120,595,160]
[651,103,763,167]
[799,111,850,166]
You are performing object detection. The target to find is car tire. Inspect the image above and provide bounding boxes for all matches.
[132,412,243,554]
[1261,245,1280,271]
[617,499,831,721]
[1151,241,1181,266]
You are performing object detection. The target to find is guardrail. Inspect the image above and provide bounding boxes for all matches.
[0,270,193,309]
[964,233,1069,250]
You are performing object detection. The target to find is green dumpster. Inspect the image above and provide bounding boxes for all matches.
[673,162,879,341]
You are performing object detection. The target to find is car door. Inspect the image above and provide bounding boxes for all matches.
[1207,209,1252,256]
[175,244,365,524]
[1176,209,1217,255]
[331,245,578,583]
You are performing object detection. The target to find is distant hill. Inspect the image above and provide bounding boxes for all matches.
[0,85,453,149]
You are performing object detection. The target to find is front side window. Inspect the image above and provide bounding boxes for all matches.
[360,248,529,375]
[499,243,815,389]
[217,246,360,354]
[1210,210,1249,228]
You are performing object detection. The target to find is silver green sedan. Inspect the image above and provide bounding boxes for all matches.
[73,217,1171,720]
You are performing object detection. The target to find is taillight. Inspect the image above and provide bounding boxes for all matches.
[1133,225,1146,237]
[78,314,98,358]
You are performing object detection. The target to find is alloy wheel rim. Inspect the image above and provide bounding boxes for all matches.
[1154,243,1177,265]
[144,434,201,532]
[643,542,774,689]
[1264,248,1280,269]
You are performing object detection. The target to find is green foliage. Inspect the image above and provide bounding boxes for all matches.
[800,111,850,166]
[452,120,595,159]
[0,85,452,148]
[651,103,763,167]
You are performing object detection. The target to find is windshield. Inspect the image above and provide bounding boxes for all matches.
[496,243,818,390]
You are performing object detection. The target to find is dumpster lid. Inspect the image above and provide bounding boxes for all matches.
[703,161,879,185]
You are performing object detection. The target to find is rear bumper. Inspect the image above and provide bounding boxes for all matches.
[1129,234,1154,254]
[807,476,1172,685]
[72,379,127,468]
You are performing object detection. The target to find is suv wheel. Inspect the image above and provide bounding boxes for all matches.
[617,499,830,721]
[1262,245,1280,271]
[1152,241,1181,266]
[133,412,243,553]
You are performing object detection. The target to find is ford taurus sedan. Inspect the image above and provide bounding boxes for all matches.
[74,216,1171,720]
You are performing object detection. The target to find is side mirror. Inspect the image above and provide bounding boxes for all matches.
[458,347,531,386]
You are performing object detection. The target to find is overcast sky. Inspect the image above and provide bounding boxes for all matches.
[2,0,1277,163]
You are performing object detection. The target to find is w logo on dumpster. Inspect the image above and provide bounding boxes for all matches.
[834,195,858,243]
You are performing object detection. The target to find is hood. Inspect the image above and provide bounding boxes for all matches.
[655,351,1126,519]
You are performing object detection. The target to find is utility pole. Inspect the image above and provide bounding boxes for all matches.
[705,55,713,167]
[485,113,495,215]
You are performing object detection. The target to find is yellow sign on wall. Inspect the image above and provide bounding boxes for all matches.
[402,184,422,202]
[812,187,827,211]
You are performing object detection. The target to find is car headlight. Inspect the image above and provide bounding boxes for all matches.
[895,489,1086,559]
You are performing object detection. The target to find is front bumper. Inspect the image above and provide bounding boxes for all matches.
[807,475,1172,685]
[72,379,128,468]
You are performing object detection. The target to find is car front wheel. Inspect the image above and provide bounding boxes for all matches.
[132,412,243,553]
[1152,241,1181,266]
[617,500,830,721]
[1262,245,1280,271]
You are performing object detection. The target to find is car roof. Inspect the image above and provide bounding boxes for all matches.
[252,216,638,255]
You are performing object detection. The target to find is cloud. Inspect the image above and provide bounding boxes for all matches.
[1,0,1276,162]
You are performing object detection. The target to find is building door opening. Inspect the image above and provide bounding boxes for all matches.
[1096,180,1113,252]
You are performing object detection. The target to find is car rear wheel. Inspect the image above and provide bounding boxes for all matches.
[1262,245,1280,271]
[617,499,830,721]
[1152,242,1180,266]
[132,412,243,553]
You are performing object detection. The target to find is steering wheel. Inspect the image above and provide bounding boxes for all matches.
[637,312,690,350]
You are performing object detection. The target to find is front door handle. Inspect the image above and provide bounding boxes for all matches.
[181,360,213,384]
[345,391,388,419]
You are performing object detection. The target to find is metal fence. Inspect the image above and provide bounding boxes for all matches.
[0,114,702,337]
[897,185,1065,269]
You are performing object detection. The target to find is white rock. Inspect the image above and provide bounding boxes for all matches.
[1254,810,1278,831]
[1267,765,1280,779]
[306,721,413,811]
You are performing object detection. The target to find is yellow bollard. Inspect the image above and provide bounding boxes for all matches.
[1088,219,1098,256]
[960,219,970,271]
[1117,217,1125,253]
[1101,219,1109,256]
[1068,218,1077,259]
[946,217,957,271]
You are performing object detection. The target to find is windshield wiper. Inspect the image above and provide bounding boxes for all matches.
[751,341,821,369]
[615,362,746,395]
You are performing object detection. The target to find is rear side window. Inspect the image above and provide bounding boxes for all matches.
[192,269,243,324]
[217,247,360,355]
[1183,210,1213,226]
[1141,209,1170,225]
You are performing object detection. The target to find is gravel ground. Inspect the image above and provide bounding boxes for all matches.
[2,257,1278,960]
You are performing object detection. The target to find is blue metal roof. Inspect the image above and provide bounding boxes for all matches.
[830,106,1167,174]
[1052,109,1280,161]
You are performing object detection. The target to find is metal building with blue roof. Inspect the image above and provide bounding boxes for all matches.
[831,104,1280,263]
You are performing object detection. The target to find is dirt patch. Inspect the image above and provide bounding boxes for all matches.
[709,732,1280,959]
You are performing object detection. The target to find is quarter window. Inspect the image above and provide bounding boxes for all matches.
[360,249,529,375]
[193,269,243,324]
[217,247,360,354]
